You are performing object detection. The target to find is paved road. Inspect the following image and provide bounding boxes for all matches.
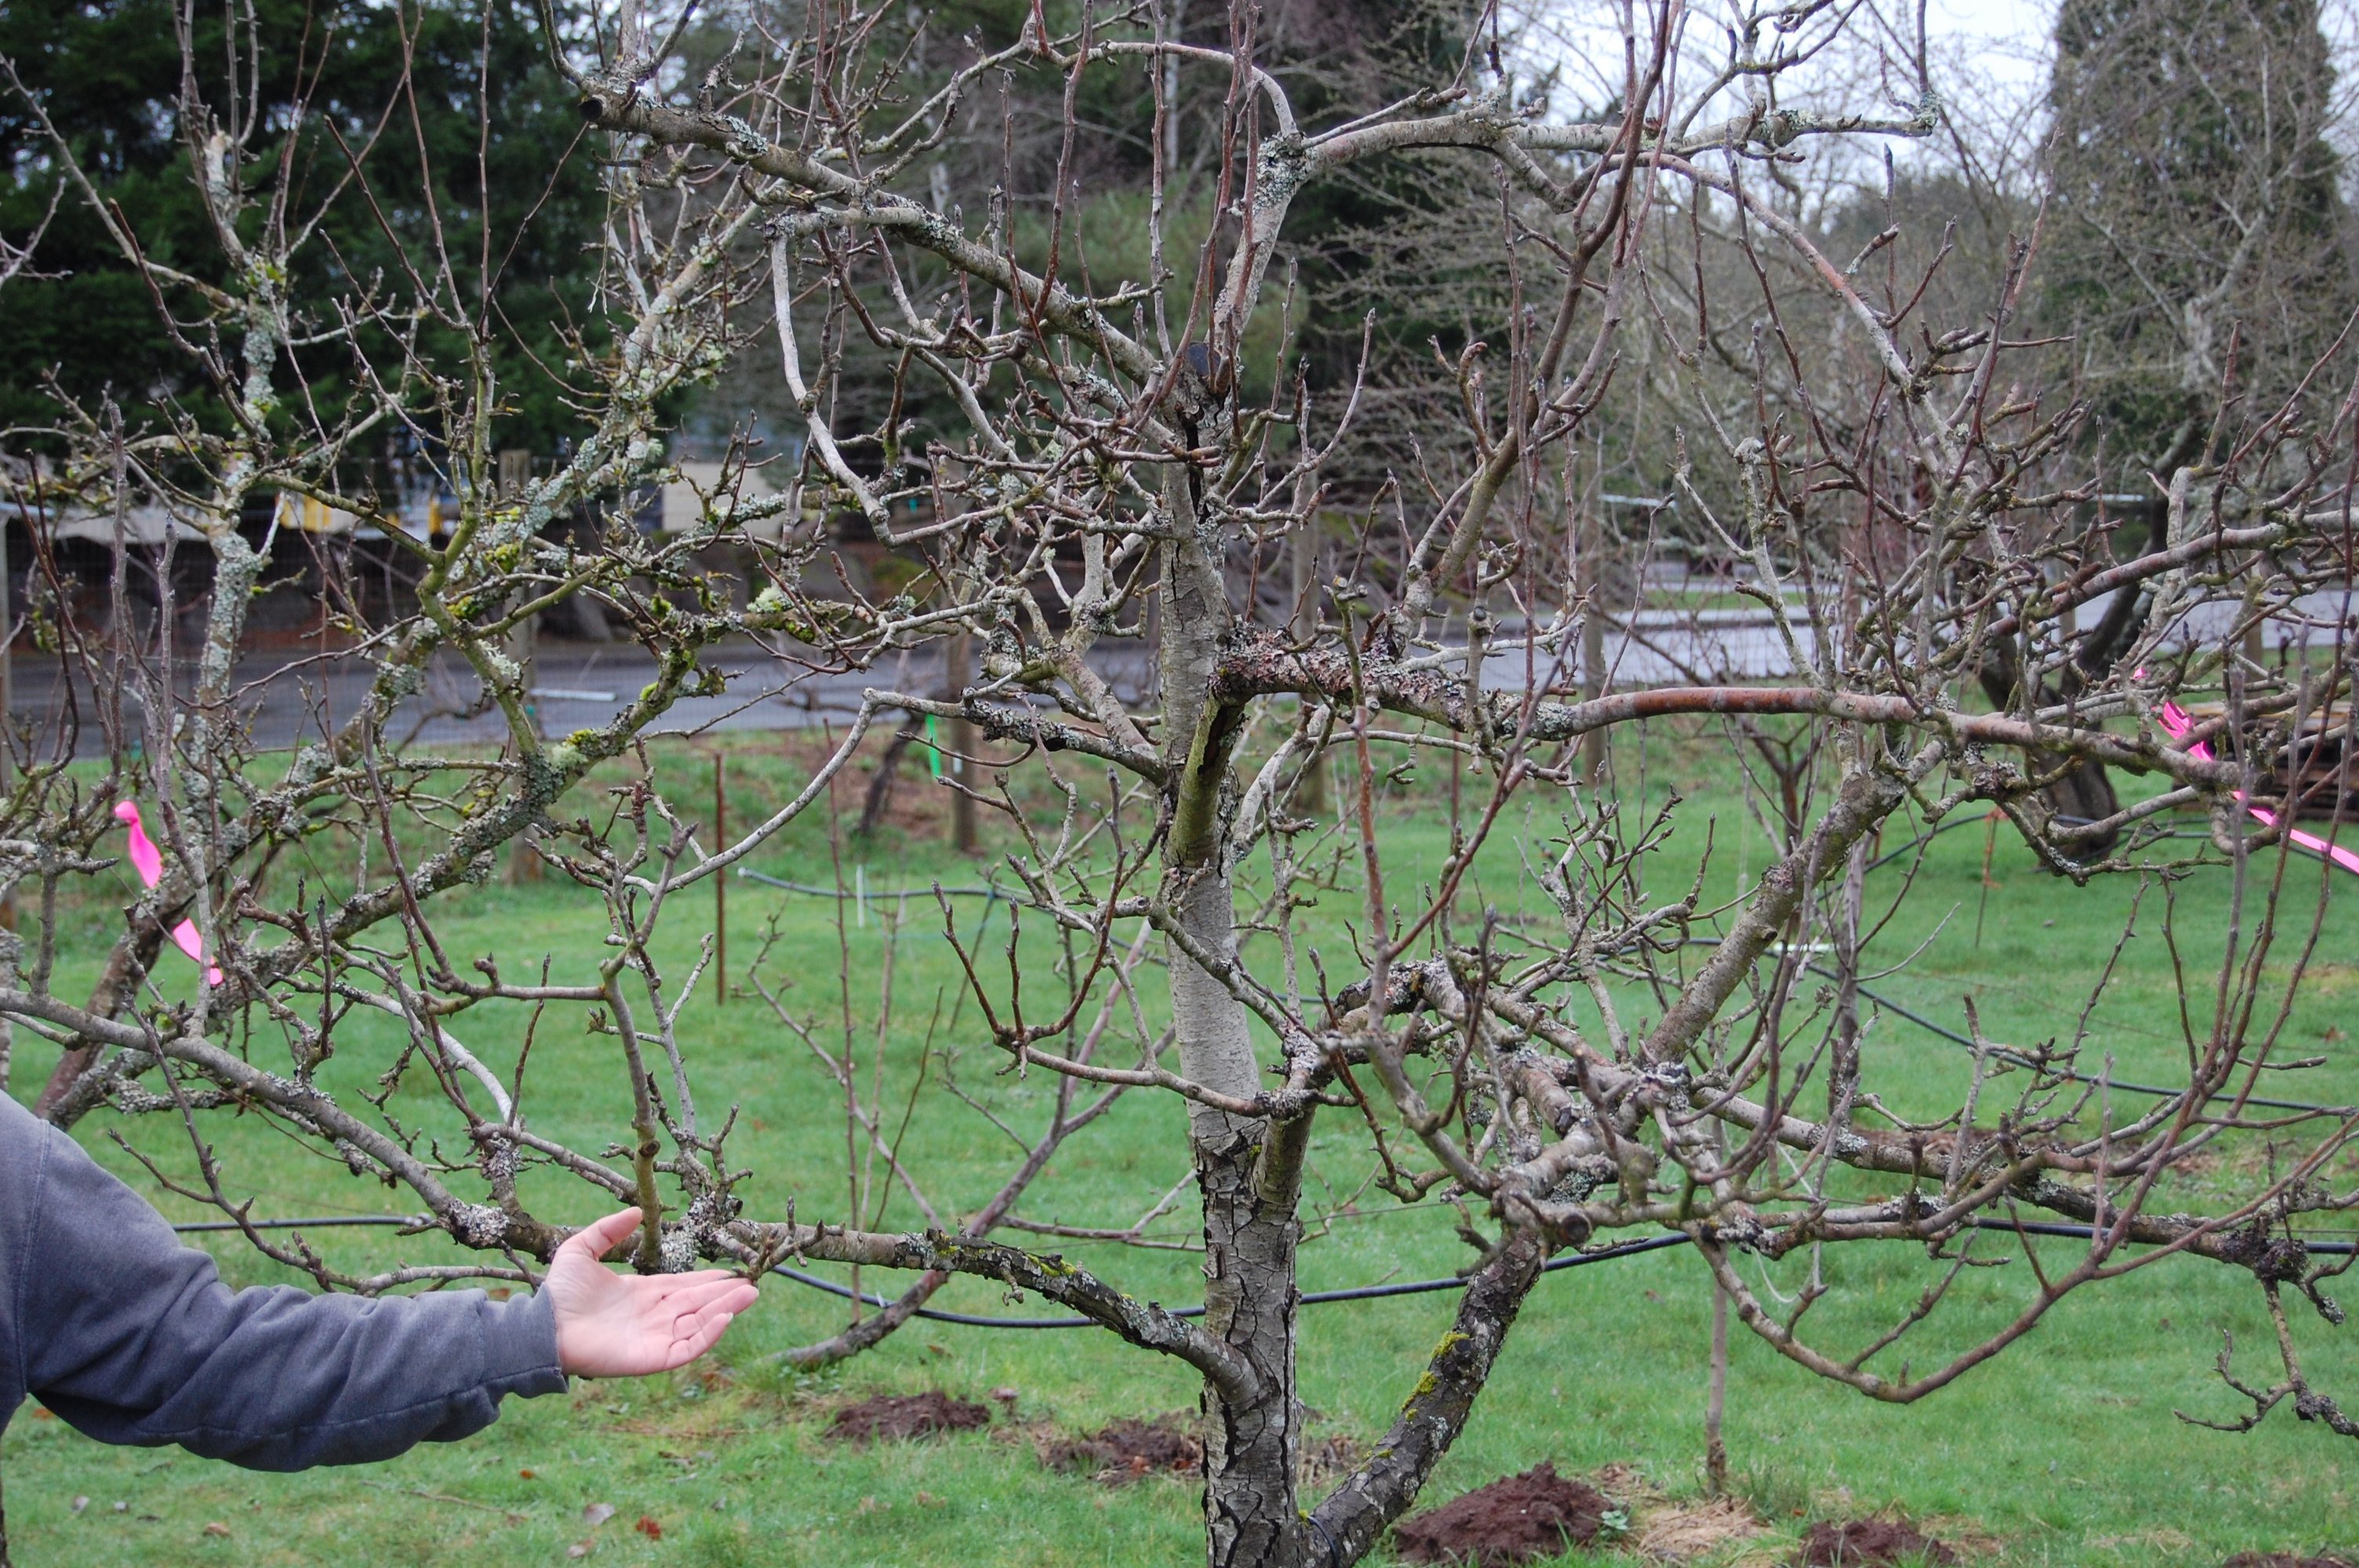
[5,641,1157,756]
[9,589,2343,757]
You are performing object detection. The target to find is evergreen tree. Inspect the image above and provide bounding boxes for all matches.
[2041,0,2355,479]
[0,0,602,459]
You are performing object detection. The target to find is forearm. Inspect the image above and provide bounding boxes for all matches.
[6,1094,565,1471]
[37,1285,564,1469]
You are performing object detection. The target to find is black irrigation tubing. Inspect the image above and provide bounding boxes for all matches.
[768,1221,2359,1327]
[162,1218,2354,1329]
[739,873,2346,1107]
[1858,812,2211,874]
[1859,812,2234,875]
[157,1214,1685,1323]
[155,869,2345,1321]
[1836,971,2355,1117]
[764,1234,1697,1329]
[1666,937,2352,1116]
[750,856,2352,1112]
[1863,813,1990,873]
[1964,1217,2339,1250]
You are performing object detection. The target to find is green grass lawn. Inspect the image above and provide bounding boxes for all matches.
[7,725,2357,1566]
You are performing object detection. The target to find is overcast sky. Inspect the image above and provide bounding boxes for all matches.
[1521,0,2359,192]
[1928,0,2052,101]
[1928,0,2052,59]
[1533,0,2054,110]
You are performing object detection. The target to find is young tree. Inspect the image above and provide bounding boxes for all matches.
[6,2,2359,1564]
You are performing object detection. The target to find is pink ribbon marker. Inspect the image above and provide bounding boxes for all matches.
[2146,682,2359,878]
[114,800,223,984]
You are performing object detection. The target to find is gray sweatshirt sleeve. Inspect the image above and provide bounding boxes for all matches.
[5,1096,566,1471]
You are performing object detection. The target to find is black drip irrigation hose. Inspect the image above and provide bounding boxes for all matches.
[736,852,2351,1112]
[1863,809,2292,877]
[735,864,2351,1114]
[165,1217,2357,1330]
[1863,813,1990,873]
[164,857,2347,1325]
[1851,811,2118,875]
[1666,938,2352,1116]
[1838,971,2354,1116]
[763,1234,1698,1328]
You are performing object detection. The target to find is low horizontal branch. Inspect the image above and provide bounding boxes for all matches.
[734,1223,1258,1403]
[863,688,1169,783]
[1211,630,2244,789]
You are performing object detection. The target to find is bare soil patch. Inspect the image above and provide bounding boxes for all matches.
[1562,1464,1775,1563]
[1043,1415,1204,1483]
[2220,1555,2357,1567]
[1298,1431,1369,1492]
[1391,1462,1616,1566]
[823,1392,990,1446]
[1798,1519,1959,1566]
[1636,1494,1776,1562]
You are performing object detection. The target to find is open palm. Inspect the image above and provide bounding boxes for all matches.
[543,1209,761,1377]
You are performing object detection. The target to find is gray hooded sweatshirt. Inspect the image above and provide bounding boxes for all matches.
[1,1091,565,1469]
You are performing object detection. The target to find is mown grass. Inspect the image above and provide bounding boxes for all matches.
[8,722,2359,1566]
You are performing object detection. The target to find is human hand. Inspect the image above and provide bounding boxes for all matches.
[543,1209,761,1378]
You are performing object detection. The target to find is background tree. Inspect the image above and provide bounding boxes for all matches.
[2044,0,2357,482]
[0,0,602,452]
[1998,0,2359,838]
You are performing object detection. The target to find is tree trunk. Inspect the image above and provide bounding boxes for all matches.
[856,725,917,837]
[1169,857,1311,1565]
[1160,503,1318,1565]
[1975,491,2182,857]
[1198,1103,1314,1567]
[1976,659,2121,849]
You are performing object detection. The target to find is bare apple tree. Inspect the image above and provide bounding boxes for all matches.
[5,0,2359,1562]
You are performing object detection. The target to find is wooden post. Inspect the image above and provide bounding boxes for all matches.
[0,508,13,787]
[946,630,978,854]
[503,451,543,884]
[1578,505,1608,786]
[498,448,533,502]
[1705,1282,1730,1495]
[1289,522,1329,815]
[714,752,727,1005]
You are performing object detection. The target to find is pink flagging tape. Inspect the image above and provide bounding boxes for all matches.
[114,800,223,983]
[113,799,162,886]
[169,917,213,972]
[2148,684,2359,879]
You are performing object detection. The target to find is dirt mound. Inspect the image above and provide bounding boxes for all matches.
[1392,1463,1615,1566]
[1799,1519,1959,1566]
[2221,1556,2356,1568]
[824,1392,990,1445]
[1045,1416,1204,1483]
